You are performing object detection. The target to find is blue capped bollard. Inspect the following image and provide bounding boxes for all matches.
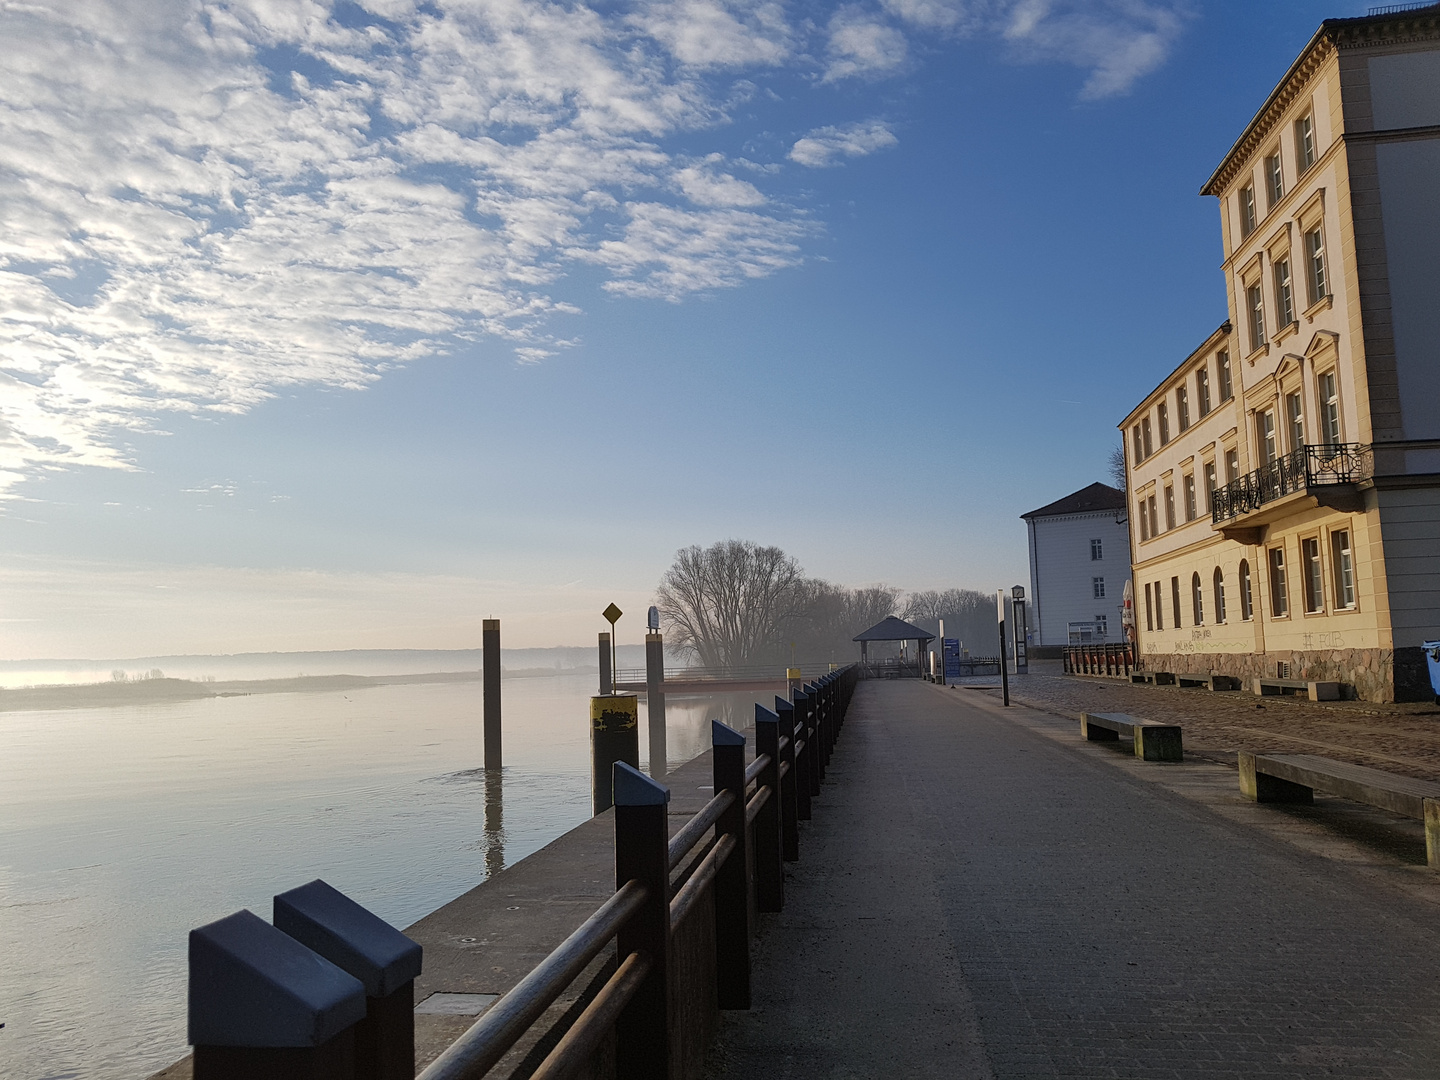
[274,880,424,1080]
[190,910,366,1080]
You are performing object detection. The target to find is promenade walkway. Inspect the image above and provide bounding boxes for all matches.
[706,679,1440,1079]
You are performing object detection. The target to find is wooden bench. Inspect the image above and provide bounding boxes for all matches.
[1252,677,1342,701]
[1177,673,1241,691]
[1130,671,1177,686]
[1238,751,1440,868]
[1079,712,1184,762]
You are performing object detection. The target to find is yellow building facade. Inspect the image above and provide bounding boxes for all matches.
[1122,6,1440,702]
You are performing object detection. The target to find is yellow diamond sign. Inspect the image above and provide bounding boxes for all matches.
[602,603,623,625]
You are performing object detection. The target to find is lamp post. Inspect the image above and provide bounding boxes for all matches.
[996,589,1009,707]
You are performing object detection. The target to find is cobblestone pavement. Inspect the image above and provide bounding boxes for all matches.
[987,661,1440,781]
[707,680,1440,1080]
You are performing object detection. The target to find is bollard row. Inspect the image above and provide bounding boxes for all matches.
[184,664,859,1080]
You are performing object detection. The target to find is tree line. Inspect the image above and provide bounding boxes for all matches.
[655,539,998,669]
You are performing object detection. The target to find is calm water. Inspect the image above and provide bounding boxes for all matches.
[0,675,754,1080]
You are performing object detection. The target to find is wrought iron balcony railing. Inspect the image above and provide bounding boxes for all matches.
[1211,443,1371,524]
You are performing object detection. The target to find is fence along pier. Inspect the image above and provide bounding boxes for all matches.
[171,665,857,1080]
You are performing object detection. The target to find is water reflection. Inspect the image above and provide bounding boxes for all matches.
[483,768,505,880]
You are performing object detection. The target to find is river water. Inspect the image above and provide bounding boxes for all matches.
[0,674,755,1080]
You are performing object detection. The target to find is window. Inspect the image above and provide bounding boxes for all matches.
[1247,282,1266,351]
[1296,115,1316,174]
[1305,225,1327,304]
[1240,184,1257,237]
[1213,567,1227,624]
[1331,529,1355,609]
[1164,485,1176,531]
[1286,392,1304,452]
[1141,417,1153,458]
[1319,372,1340,444]
[1197,367,1212,416]
[1095,615,1108,637]
[1184,474,1197,521]
[1264,153,1284,209]
[1138,499,1150,541]
[1204,461,1218,512]
[1274,257,1294,327]
[1171,577,1183,629]
[1218,351,1233,401]
[1269,546,1289,617]
[1259,410,1278,464]
[1132,425,1144,463]
[1090,538,1103,561]
[1154,581,1164,630]
[1302,537,1324,613]
[1225,447,1239,483]
[1144,583,1154,632]
[1093,577,1106,600]
[1158,402,1171,445]
[1240,559,1253,620]
[1177,386,1190,431]
[1192,572,1205,625]
[1147,494,1159,539]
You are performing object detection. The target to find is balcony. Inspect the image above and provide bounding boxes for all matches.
[1211,443,1371,541]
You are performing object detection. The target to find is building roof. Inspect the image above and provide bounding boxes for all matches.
[853,616,935,642]
[1021,482,1127,520]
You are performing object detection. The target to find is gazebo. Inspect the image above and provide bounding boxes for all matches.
[853,616,934,679]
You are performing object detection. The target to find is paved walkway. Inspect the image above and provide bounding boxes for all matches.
[706,680,1440,1080]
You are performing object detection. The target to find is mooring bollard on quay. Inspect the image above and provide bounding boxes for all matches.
[590,692,640,814]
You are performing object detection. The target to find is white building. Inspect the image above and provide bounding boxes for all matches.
[1023,483,1131,649]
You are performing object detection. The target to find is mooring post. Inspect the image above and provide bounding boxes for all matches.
[599,631,613,695]
[645,632,667,779]
[776,694,808,828]
[613,762,672,1080]
[591,694,640,815]
[483,618,502,769]
[190,910,365,1080]
[753,706,785,908]
[273,879,423,1080]
[712,720,751,1007]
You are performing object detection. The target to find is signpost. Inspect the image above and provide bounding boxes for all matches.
[996,589,1010,707]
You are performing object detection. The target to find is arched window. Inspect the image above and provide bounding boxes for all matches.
[1192,572,1204,625]
[1239,559,1253,621]
[1213,567,1227,624]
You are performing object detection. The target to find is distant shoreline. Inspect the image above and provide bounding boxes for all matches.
[0,667,597,713]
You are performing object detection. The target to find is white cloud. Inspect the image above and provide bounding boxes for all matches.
[675,156,768,206]
[635,0,791,67]
[789,121,899,168]
[824,8,909,81]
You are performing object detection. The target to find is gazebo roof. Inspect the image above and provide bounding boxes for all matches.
[853,615,934,642]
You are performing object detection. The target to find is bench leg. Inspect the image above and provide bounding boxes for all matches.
[1238,752,1313,803]
[1134,727,1183,763]
[1426,799,1440,871]
[1080,715,1120,742]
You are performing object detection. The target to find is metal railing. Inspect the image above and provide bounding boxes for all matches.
[614,663,835,683]
[1064,642,1138,679]
[417,665,859,1080]
[1211,443,1371,524]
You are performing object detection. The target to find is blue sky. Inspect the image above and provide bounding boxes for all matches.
[0,0,1354,657]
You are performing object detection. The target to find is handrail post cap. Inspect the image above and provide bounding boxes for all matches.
[754,704,779,725]
[774,696,794,714]
[711,719,746,747]
[614,761,670,806]
[792,689,809,702]
[189,910,366,1048]
[273,879,423,998]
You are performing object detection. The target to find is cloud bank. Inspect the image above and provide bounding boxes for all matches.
[0,0,1186,494]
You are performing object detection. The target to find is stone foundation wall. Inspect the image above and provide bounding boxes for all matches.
[1143,648,1423,703]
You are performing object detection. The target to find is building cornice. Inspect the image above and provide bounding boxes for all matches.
[1200,5,1440,198]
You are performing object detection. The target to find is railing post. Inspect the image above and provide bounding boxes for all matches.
[712,720,751,1007]
[753,706,784,910]
[613,762,672,1080]
[273,880,423,1080]
[793,688,820,797]
[806,683,827,781]
[776,694,808,830]
[190,910,366,1080]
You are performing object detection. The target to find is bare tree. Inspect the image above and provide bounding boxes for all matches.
[1108,444,1127,489]
[657,540,805,668]
[902,588,995,651]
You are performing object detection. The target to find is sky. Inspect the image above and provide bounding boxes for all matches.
[0,0,1363,658]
